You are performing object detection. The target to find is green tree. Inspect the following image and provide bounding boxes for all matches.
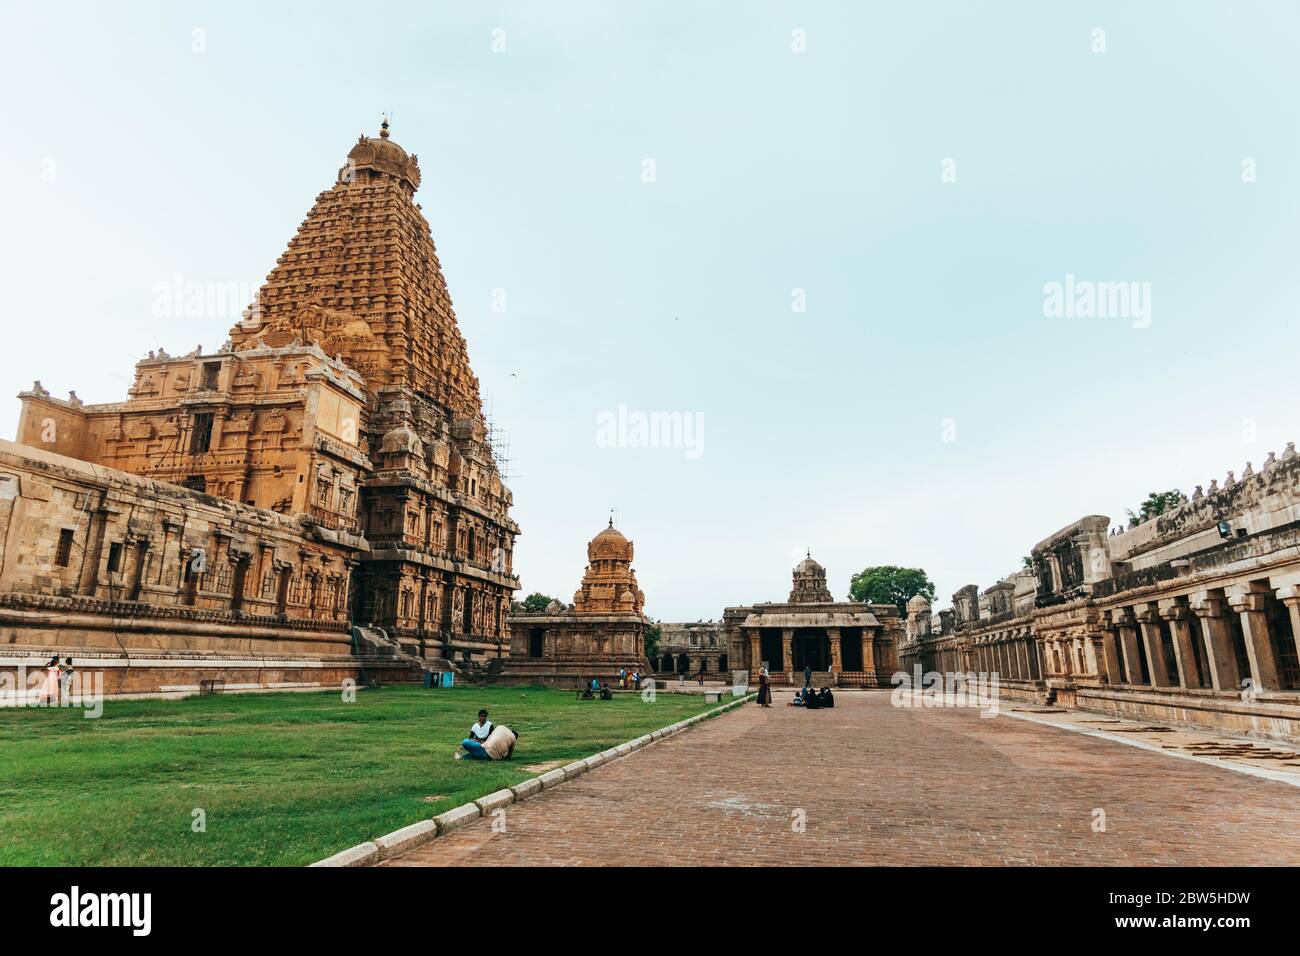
[1126,489,1187,526]
[643,621,662,663]
[520,592,558,613]
[848,566,936,617]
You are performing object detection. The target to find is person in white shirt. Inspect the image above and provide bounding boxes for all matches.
[458,709,495,760]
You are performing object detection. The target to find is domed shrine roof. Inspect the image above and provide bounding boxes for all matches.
[789,549,834,604]
[573,519,644,615]
[587,518,634,563]
[338,119,421,192]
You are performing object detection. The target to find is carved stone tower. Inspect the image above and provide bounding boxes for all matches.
[789,551,834,603]
[228,121,520,662]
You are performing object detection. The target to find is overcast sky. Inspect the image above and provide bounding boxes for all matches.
[2,1,1298,620]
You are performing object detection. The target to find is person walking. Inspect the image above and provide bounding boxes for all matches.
[803,664,812,689]
[757,668,772,707]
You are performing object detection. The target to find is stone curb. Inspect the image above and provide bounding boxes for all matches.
[374,821,437,861]
[310,840,380,868]
[434,802,481,835]
[308,691,756,866]
[475,788,515,815]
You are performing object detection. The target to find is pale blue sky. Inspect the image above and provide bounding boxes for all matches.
[2,1,1298,619]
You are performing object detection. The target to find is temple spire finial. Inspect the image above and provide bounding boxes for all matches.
[379,114,391,139]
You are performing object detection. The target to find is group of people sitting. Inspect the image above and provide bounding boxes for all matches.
[580,679,615,701]
[790,685,835,709]
[456,709,518,761]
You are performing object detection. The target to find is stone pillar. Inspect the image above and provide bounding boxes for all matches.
[748,631,761,677]
[1109,608,1141,685]
[127,537,151,603]
[1093,630,1123,685]
[1228,584,1281,691]
[1135,605,1176,687]
[1275,585,1300,682]
[827,627,842,672]
[1157,599,1201,689]
[781,628,794,678]
[77,499,110,597]
[860,630,876,673]
[1188,592,1239,692]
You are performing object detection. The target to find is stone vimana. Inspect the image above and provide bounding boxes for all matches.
[2,122,519,694]
[1,123,1298,750]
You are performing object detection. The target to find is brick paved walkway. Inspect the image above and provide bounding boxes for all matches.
[381,691,1300,866]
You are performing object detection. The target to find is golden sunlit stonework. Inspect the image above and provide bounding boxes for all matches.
[1,123,519,694]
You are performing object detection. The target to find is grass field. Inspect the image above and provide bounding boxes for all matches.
[0,685,721,866]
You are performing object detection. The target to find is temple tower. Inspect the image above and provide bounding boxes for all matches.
[228,121,520,662]
[789,551,834,603]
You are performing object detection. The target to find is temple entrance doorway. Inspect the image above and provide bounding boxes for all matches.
[840,630,863,671]
[759,630,783,671]
[792,630,829,672]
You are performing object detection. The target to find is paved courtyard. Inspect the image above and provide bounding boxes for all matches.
[382,691,1300,866]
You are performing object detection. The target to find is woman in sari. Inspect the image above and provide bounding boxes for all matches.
[37,655,61,704]
[757,668,772,707]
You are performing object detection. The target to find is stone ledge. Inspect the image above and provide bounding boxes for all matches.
[538,768,567,789]
[510,777,542,800]
[475,788,515,815]
[560,760,588,779]
[434,803,481,835]
[374,820,437,860]
[310,841,379,868]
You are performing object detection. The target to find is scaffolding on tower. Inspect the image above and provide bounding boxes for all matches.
[485,397,515,483]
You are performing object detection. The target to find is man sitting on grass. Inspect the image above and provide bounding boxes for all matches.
[459,724,519,761]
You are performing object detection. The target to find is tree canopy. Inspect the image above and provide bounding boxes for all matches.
[848,566,936,617]
[520,592,559,613]
[643,621,661,663]
[1127,489,1187,526]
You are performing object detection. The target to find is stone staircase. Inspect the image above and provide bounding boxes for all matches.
[349,625,437,684]
[350,626,508,687]
[453,657,506,687]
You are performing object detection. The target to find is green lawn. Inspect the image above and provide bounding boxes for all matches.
[0,685,722,866]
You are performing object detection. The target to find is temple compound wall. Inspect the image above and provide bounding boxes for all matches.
[899,446,1300,742]
[1,122,519,696]
[725,553,902,688]
[502,522,649,686]
[0,439,413,696]
[654,620,728,676]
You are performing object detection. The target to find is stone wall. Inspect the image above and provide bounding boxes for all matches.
[901,448,1300,743]
[0,439,409,696]
[654,620,727,674]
